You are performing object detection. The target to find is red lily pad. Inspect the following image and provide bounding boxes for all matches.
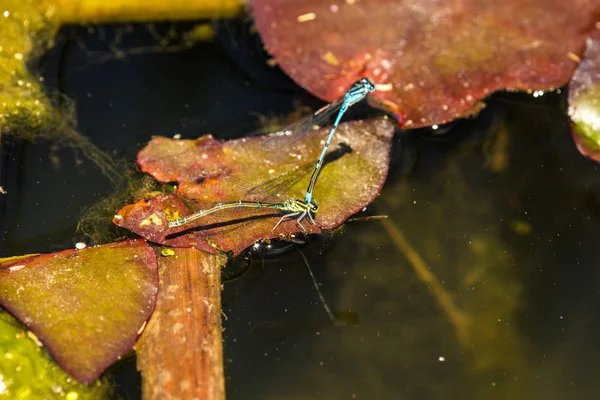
[114,118,395,255]
[568,34,600,161]
[252,0,598,128]
[0,239,158,384]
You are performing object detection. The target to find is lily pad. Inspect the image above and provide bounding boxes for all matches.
[114,118,395,255]
[568,34,600,161]
[0,239,158,384]
[0,311,115,398]
[252,0,598,128]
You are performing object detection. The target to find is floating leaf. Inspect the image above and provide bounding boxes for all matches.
[0,239,158,384]
[252,0,598,127]
[114,118,395,255]
[569,34,600,161]
[0,311,115,398]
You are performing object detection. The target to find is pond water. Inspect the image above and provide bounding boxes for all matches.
[1,21,600,400]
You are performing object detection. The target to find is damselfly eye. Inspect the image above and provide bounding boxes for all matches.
[361,77,376,92]
[310,199,319,212]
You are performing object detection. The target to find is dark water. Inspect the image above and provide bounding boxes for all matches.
[2,21,600,400]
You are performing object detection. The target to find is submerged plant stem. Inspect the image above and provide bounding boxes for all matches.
[379,218,470,345]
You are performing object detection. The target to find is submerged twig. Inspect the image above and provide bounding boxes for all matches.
[379,218,470,345]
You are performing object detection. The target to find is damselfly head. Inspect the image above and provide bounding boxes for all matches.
[309,199,319,212]
[345,77,376,105]
[359,77,376,92]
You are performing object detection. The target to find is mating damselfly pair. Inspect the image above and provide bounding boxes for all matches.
[169,78,376,231]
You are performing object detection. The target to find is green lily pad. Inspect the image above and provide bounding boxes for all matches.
[114,118,395,255]
[569,34,600,161]
[0,239,158,384]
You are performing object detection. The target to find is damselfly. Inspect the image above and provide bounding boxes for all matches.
[169,78,374,231]
[261,78,375,204]
[302,78,375,204]
[168,198,318,232]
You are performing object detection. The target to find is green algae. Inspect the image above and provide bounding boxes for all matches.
[0,311,116,399]
[1,0,120,184]
[0,0,58,138]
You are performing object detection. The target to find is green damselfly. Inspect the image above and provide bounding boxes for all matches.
[168,198,318,232]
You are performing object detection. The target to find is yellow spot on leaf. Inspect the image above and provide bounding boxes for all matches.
[140,213,163,227]
[297,12,316,22]
[567,51,581,63]
[322,51,339,66]
[165,209,181,222]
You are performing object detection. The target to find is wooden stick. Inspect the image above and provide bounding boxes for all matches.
[136,248,227,400]
[51,0,244,24]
